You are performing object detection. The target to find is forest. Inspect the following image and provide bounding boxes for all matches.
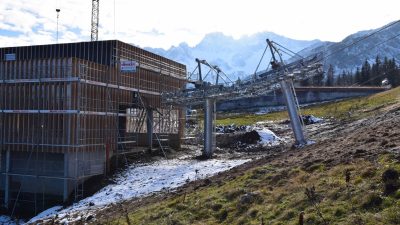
[300,56,400,87]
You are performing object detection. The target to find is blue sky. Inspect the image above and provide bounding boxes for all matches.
[0,0,399,49]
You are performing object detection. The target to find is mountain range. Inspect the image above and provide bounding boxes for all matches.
[145,21,400,80]
[298,21,400,72]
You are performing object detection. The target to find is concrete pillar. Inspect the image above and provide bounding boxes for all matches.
[4,149,10,208]
[203,98,215,158]
[146,109,153,151]
[177,107,186,150]
[280,80,307,145]
[63,152,69,202]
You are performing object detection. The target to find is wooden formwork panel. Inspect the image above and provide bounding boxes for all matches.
[0,58,73,80]
[1,113,76,151]
[0,56,185,93]
[0,113,117,153]
[2,82,76,111]
[78,114,117,152]
[77,58,184,99]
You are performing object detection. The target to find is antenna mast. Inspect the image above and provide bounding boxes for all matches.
[91,0,99,41]
[56,8,60,43]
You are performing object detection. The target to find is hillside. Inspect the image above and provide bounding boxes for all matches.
[92,87,400,225]
[298,21,400,72]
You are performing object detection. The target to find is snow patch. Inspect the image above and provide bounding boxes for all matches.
[255,127,281,144]
[28,158,249,223]
[0,215,17,225]
[307,115,323,124]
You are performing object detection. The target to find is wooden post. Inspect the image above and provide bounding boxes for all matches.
[4,149,10,208]
[146,108,153,152]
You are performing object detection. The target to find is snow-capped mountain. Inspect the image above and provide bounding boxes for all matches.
[145,21,400,80]
[297,21,400,73]
[145,32,321,81]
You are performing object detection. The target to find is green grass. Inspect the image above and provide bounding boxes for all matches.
[111,154,400,225]
[216,86,400,125]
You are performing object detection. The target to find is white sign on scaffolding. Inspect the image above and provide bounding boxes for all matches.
[5,53,16,61]
[120,60,138,73]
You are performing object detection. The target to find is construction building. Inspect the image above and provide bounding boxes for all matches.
[0,40,186,214]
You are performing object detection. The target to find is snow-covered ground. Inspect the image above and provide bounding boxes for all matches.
[27,158,249,224]
[0,215,20,225]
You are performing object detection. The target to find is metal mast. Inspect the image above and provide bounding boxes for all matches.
[91,0,99,41]
[56,9,60,43]
[266,39,307,145]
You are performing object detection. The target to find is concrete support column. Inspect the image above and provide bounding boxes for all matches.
[177,106,186,149]
[280,80,307,145]
[4,150,10,208]
[63,152,69,203]
[203,98,215,158]
[146,108,153,151]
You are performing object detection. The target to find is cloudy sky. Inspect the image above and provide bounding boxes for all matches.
[0,0,399,49]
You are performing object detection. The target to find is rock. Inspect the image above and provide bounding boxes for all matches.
[382,168,400,195]
[355,149,366,154]
[86,214,94,221]
[239,191,263,205]
[203,178,212,186]
[89,202,95,206]
[365,137,377,143]
[301,115,323,125]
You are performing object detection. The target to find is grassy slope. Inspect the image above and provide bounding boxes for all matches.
[110,87,400,225]
[217,87,400,125]
[115,156,400,225]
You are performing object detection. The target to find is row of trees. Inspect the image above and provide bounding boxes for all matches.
[300,56,400,87]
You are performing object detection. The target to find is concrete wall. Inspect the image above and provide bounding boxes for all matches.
[0,148,105,215]
[136,133,181,149]
[0,151,64,194]
[217,87,387,112]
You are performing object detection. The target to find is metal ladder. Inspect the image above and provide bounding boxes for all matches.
[74,179,84,200]
[151,108,172,158]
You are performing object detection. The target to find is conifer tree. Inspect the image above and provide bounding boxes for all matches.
[361,60,371,85]
[326,64,334,86]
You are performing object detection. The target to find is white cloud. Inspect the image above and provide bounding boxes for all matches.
[0,0,399,49]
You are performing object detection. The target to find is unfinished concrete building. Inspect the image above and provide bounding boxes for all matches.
[0,40,186,214]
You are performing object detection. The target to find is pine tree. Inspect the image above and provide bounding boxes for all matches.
[312,70,324,86]
[336,70,346,86]
[355,67,362,85]
[236,77,242,85]
[361,60,371,85]
[346,70,354,85]
[388,57,400,87]
[326,64,334,86]
[371,55,382,85]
